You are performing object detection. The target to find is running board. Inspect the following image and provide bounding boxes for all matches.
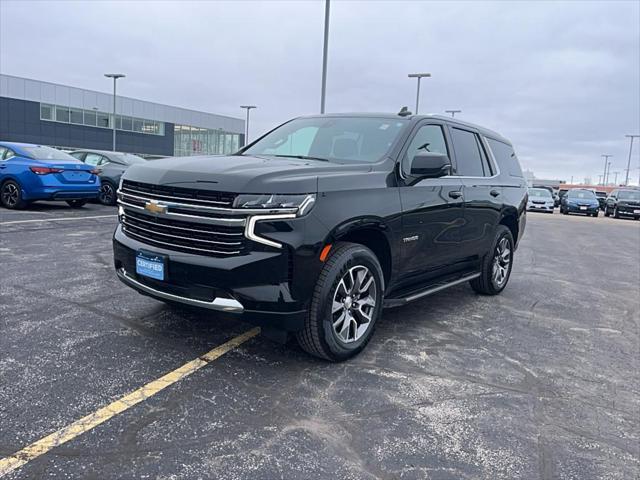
[384,272,481,308]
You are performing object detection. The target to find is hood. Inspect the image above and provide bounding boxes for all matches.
[122,154,373,193]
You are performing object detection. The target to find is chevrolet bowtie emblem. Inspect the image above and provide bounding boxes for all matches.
[144,200,167,214]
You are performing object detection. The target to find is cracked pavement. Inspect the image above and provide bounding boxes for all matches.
[1,204,639,479]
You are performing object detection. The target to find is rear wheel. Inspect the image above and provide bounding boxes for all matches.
[604,208,610,217]
[0,180,26,209]
[98,181,117,206]
[470,225,514,295]
[296,242,384,362]
[66,199,88,208]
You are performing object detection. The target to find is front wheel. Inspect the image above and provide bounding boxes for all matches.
[0,180,26,209]
[296,242,384,362]
[604,208,610,217]
[614,207,620,219]
[470,225,514,295]
[66,199,87,208]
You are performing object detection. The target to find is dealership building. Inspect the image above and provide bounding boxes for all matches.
[0,74,245,158]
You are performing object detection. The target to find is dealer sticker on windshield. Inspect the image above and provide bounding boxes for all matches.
[136,251,165,281]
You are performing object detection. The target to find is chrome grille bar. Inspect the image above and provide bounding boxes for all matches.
[122,218,242,246]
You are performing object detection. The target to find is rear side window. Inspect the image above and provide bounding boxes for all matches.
[486,138,523,178]
[450,128,488,177]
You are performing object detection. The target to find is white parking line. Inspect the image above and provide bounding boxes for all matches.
[0,214,116,226]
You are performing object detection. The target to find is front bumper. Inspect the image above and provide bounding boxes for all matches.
[616,205,640,216]
[565,205,599,214]
[113,225,320,331]
[527,203,554,212]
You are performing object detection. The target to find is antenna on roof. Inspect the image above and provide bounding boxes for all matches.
[398,106,412,117]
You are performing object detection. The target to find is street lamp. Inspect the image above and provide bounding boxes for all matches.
[445,109,461,118]
[408,73,431,114]
[624,134,639,186]
[104,73,125,151]
[320,0,330,114]
[601,154,612,185]
[240,105,257,145]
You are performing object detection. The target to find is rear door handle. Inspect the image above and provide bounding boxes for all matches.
[449,191,463,199]
[490,189,500,197]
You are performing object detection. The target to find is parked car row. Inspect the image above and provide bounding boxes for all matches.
[526,185,640,220]
[0,141,147,209]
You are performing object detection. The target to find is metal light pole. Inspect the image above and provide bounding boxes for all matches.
[320,0,330,114]
[104,73,125,151]
[605,161,612,185]
[601,154,612,185]
[408,73,431,114]
[240,106,257,145]
[613,171,620,185]
[624,134,639,186]
[445,109,461,118]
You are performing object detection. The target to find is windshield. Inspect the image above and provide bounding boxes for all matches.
[242,116,408,163]
[529,188,552,198]
[618,190,640,201]
[113,153,146,165]
[568,190,596,200]
[22,145,78,162]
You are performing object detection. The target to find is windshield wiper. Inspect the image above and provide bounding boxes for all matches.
[273,154,329,162]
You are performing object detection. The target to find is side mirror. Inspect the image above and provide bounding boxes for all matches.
[410,152,451,178]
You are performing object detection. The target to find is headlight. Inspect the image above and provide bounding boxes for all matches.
[234,193,316,216]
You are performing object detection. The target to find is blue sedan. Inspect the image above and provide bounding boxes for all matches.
[0,142,101,209]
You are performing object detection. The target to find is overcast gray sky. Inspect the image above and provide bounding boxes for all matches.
[1,0,639,184]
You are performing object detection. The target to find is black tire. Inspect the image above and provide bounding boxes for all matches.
[614,207,620,219]
[98,180,117,206]
[470,225,514,295]
[0,180,27,209]
[66,199,88,208]
[296,242,384,362]
[592,211,598,218]
[604,208,610,217]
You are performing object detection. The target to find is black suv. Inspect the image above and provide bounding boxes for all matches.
[113,114,527,361]
[604,189,640,219]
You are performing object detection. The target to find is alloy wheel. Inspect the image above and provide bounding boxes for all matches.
[331,265,377,344]
[99,183,115,205]
[491,237,511,289]
[1,183,19,207]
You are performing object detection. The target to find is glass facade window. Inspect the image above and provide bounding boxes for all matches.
[40,103,53,120]
[70,108,83,124]
[39,103,164,136]
[174,124,241,157]
[84,110,97,126]
[55,106,70,123]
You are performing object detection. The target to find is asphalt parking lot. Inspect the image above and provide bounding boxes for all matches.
[1,204,639,480]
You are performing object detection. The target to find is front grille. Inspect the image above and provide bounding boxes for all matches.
[121,180,237,207]
[121,208,248,257]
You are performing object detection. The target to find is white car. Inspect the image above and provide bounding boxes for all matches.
[527,187,555,213]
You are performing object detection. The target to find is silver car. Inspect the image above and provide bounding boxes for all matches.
[527,187,555,213]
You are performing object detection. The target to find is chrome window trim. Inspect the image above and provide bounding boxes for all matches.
[245,213,297,249]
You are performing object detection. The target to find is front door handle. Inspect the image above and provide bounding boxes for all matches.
[449,191,463,199]
[490,189,500,197]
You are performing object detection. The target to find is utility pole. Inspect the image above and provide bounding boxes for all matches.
[320,0,330,114]
[445,109,461,118]
[408,73,431,114]
[601,154,612,185]
[605,161,612,185]
[613,171,620,185]
[240,106,257,145]
[104,73,125,151]
[597,174,603,185]
[624,134,639,186]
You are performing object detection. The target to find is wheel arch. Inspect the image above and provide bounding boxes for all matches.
[326,217,394,288]
[498,208,520,247]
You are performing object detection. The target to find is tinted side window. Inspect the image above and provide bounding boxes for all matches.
[70,152,85,161]
[402,124,448,174]
[486,137,523,178]
[84,153,103,166]
[0,147,7,160]
[450,128,485,177]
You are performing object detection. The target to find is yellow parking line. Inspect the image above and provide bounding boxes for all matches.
[0,327,260,478]
[0,214,115,226]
